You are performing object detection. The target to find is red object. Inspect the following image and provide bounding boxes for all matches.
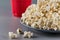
[11,0,31,17]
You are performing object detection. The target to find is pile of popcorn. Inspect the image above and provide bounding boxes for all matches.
[9,28,33,39]
[21,0,60,30]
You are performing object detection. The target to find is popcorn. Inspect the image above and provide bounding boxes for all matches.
[31,22,39,29]
[45,5,50,11]
[17,28,23,34]
[23,31,33,38]
[57,0,60,2]
[21,0,60,30]
[25,4,37,14]
[8,32,18,39]
[58,10,60,14]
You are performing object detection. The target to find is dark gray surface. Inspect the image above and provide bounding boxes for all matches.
[0,0,60,40]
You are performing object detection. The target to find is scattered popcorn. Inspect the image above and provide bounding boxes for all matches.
[8,32,18,39]
[23,31,33,38]
[17,28,23,34]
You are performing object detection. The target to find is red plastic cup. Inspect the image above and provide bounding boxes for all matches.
[11,0,31,17]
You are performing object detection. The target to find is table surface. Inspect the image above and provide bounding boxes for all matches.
[0,0,60,40]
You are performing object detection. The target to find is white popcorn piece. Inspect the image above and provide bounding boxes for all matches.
[26,22,29,25]
[17,28,23,34]
[25,20,31,26]
[33,11,44,17]
[26,4,37,12]
[31,23,36,28]
[53,2,58,8]
[23,31,28,38]
[22,13,26,17]
[9,32,13,37]
[54,27,57,31]
[13,33,18,38]
[23,31,33,38]
[45,5,50,11]
[27,32,33,38]
[31,22,39,29]
[53,12,59,18]
[51,24,58,30]
[8,32,18,39]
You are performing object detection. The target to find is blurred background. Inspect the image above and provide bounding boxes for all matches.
[0,0,37,17]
